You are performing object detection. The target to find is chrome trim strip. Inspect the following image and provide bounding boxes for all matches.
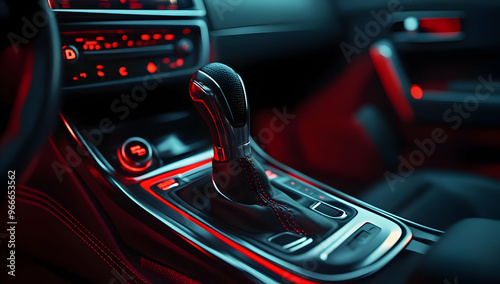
[310,201,348,220]
[282,237,307,250]
[288,238,313,253]
[212,176,233,202]
[317,205,403,262]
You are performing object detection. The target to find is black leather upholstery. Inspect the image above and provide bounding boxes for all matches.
[359,170,500,230]
[416,218,500,283]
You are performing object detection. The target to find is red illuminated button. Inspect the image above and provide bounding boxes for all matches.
[265,170,278,179]
[410,84,423,100]
[62,45,79,63]
[157,179,180,191]
[118,137,153,172]
[147,62,157,73]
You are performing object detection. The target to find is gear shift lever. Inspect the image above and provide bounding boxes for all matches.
[188,63,327,236]
[189,62,251,162]
[189,62,270,203]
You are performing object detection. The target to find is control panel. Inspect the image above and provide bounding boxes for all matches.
[60,21,209,89]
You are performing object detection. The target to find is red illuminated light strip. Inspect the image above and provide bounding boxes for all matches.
[369,45,414,123]
[420,17,461,34]
[140,161,317,284]
[139,159,211,189]
[60,113,78,142]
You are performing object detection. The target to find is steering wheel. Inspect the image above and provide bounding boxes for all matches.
[0,0,61,175]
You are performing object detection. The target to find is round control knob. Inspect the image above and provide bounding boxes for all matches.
[62,45,79,64]
[175,38,193,56]
[118,137,153,172]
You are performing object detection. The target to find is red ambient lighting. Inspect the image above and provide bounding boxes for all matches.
[130,145,146,156]
[265,170,278,179]
[369,44,414,122]
[129,2,143,9]
[140,159,211,189]
[420,17,461,34]
[117,149,151,172]
[410,84,423,100]
[85,41,98,50]
[139,160,317,284]
[147,62,157,73]
[157,179,179,191]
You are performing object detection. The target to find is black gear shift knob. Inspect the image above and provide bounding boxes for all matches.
[189,63,251,162]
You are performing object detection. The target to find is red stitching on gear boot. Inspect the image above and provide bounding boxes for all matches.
[240,158,291,233]
[240,159,264,206]
[243,157,300,234]
[246,158,307,236]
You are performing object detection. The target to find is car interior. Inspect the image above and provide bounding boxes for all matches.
[1,0,500,283]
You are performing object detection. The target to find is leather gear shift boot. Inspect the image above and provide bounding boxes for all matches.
[209,155,335,236]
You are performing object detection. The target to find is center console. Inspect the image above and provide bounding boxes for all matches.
[58,63,414,283]
[45,1,500,282]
